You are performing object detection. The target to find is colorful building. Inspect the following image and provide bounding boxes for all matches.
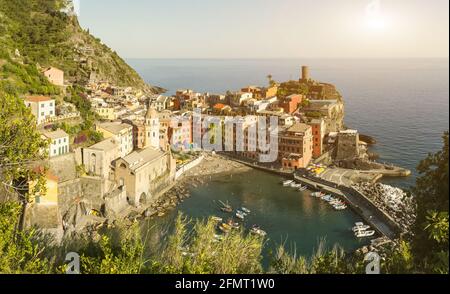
[42,67,64,86]
[279,123,313,170]
[280,94,303,114]
[309,118,326,158]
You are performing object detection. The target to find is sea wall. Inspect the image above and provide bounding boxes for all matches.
[175,156,205,180]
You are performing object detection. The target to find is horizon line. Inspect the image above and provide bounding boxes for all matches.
[125,56,450,60]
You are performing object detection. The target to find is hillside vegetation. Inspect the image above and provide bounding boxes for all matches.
[0,0,155,96]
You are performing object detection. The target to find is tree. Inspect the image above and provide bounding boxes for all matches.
[413,132,449,259]
[412,132,449,273]
[0,93,48,203]
[0,202,51,273]
[267,74,276,87]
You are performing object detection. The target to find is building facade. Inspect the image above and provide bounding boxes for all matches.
[279,123,313,170]
[43,67,64,86]
[24,96,56,125]
[114,148,175,206]
[96,122,134,157]
[43,129,70,158]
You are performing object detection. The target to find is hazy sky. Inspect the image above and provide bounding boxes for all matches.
[77,0,449,58]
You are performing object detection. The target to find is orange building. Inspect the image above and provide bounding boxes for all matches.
[309,119,326,158]
[280,94,303,114]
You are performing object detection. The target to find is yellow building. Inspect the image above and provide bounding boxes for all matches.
[95,106,119,121]
[29,168,59,205]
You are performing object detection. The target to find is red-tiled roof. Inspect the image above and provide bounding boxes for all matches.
[25,96,52,103]
[213,103,227,110]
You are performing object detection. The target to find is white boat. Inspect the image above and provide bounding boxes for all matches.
[250,227,267,237]
[311,192,324,198]
[241,207,251,214]
[299,186,307,192]
[321,195,333,202]
[237,210,248,217]
[235,212,245,220]
[290,182,301,188]
[211,216,223,222]
[334,205,347,211]
[283,180,294,186]
[355,230,376,238]
[352,225,371,232]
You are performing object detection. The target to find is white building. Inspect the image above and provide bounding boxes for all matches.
[42,129,69,158]
[230,92,253,107]
[155,95,171,111]
[96,122,134,158]
[24,96,56,125]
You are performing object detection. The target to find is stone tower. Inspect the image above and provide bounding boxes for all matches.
[301,66,310,82]
[145,103,160,149]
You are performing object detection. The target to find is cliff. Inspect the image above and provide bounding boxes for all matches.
[0,0,158,95]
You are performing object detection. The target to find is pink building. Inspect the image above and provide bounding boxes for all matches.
[43,67,64,86]
[279,123,313,170]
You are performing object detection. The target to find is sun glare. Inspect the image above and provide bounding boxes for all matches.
[367,17,387,31]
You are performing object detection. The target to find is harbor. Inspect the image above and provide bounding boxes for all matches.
[144,166,375,266]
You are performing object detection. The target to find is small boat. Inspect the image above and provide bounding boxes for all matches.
[334,205,347,211]
[290,183,302,188]
[311,192,325,198]
[355,230,376,238]
[219,223,231,233]
[321,195,333,202]
[352,225,371,232]
[299,186,307,192]
[237,210,248,216]
[235,212,245,220]
[221,206,233,213]
[227,219,240,229]
[283,180,294,187]
[211,216,223,222]
[241,207,251,214]
[250,226,267,237]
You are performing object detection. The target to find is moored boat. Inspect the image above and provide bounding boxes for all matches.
[211,216,223,222]
[241,207,251,214]
[235,212,245,220]
[250,226,267,237]
[355,230,376,238]
[283,180,294,186]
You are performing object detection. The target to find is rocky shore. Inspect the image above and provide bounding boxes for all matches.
[352,182,417,233]
[143,154,252,219]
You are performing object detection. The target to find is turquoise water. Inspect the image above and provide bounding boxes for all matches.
[145,170,368,265]
[133,58,449,262]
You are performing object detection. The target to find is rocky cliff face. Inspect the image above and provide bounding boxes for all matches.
[0,0,158,94]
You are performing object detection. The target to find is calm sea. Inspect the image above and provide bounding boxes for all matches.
[128,58,449,188]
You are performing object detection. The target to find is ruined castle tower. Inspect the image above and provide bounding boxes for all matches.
[301,66,310,82]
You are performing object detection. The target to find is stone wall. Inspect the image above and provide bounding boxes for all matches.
[49,153,78,182]
[104,187,129,218]
[336,133,360,161]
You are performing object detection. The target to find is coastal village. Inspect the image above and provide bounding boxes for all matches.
[16,63,415,250]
